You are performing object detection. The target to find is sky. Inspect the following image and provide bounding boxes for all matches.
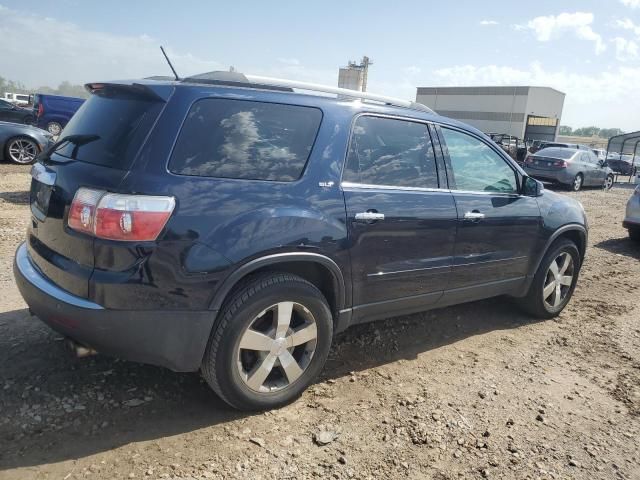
[1,0,639,130]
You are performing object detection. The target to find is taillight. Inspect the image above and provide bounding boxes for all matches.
[553,160,567,168]
[68,188,175,241]
[37,103,44,118]
[525,156,535,164]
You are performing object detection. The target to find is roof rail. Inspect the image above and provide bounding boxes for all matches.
[245,75,435,114]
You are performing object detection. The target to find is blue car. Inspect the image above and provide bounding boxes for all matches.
[14,73,588,410]
[34,94,85,136]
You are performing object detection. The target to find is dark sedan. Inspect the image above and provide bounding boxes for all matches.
[0,99,34,125]
[0,122,53,164]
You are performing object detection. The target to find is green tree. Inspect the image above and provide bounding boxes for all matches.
[573,126,600,137]
[559,125,573,135]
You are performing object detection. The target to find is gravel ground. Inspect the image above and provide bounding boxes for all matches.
[0,163,639,480]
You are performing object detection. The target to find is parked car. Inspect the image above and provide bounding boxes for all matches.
[3,92,32,106]
[623,186,640,241]
[33,94,85,136]
[14,73,588,410]
[606,153,637,176]
[488,133,527,164]
[592,148,607,161]
[0,99,35,125]
[523,147,614,191]
[0,121,53,164]
[528,142,590,155]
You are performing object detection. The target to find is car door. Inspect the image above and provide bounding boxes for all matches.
[436,126,542,301]
[0,99,21,122]
[342,114,458,322]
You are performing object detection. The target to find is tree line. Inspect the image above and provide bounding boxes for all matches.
[0,76,89,99]
[559,125,625,139]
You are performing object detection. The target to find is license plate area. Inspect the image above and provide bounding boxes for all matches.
[30,163,56,220]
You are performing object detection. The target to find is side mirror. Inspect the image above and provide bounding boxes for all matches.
[522,176,543,197]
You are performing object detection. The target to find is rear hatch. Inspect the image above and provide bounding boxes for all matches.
[27,83,169,298]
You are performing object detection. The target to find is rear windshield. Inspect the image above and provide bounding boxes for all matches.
[169,98,322,182]
[537,148,576,159]
[55,91,163,169]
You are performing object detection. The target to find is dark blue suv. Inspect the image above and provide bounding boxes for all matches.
[14,73,588,410]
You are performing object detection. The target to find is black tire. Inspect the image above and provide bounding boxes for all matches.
[516,238,581,319]
[46,121,62,136]
[629,227,640,242]
[604,174,614,190]
[4,136,39,165]
[570,173,583,192]
[201,272,333,411]
[23,115,35,126]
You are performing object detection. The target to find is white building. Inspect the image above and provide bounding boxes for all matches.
[416,86,565,142]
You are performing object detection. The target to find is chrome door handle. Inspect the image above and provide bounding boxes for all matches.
[355,211,385,222]
[464,211,485,220]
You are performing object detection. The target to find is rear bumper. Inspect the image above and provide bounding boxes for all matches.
[623,220,640,230]
[13,243,214,372]
[524,168,572,185]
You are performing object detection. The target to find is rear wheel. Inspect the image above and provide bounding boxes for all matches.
[516,238,580,319]
[5,137,39,164]
[46,121,62,136]
[629,227,640,242]
[201,272,333,411]
[571,173,583,192]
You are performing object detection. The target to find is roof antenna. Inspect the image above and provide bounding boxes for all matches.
[160,46,180,81]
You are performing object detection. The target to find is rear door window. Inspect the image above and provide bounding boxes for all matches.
[169,99,322,182]
[342,115,439,188]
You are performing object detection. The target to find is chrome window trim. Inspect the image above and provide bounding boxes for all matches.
[341,181,450,193]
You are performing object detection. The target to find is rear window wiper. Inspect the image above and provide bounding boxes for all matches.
[41,134,101,162]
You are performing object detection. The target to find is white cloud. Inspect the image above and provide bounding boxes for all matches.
[431,62,640,129]
[616,18,640,36]
[0,5,224,87]
[521,12,606,54]
[621,0,640,8]
[479,20,499,26]
[403,66,422,75]
[612,37,639,60]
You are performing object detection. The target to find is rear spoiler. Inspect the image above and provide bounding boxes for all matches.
[84,82,172,102]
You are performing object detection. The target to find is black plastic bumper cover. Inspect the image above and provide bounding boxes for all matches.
[13,243,214,372]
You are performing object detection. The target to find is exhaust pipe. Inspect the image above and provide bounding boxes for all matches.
[65,338,97,358]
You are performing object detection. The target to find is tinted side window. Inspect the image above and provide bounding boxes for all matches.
[441,128,518,193]
[170,99,322,182]
[343,116,438,188]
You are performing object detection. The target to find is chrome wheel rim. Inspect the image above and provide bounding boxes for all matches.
[543,252,574,309]
[236,302,317,393]
[573,175,582,191]
[8,138,38,164]
[47,122,61,135]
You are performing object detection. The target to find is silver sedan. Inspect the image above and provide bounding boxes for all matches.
[523,147,614,191]
[623,186,640,241]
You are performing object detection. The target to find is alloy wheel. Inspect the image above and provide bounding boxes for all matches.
[236,301,317,393]
[573,175,583,191]
[604,175,614,190]
[542,252,574,309]
[47,122,62,136]
[7,138,38,164]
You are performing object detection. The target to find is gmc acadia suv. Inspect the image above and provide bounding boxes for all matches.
[14,73,588,410]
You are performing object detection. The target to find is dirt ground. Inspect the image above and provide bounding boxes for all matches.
[0,163,638,480]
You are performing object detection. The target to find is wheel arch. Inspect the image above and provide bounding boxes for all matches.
[208,253,346,319]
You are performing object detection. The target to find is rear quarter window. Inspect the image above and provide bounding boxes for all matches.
[169,98,322,182]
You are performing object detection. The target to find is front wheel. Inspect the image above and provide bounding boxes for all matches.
[604,174,614,190]
[5,137,39,164]
[516,238,580,319]
[201,272,333,411]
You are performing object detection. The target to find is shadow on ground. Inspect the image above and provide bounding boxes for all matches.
[0,190,29,205]
[594,236,640,260]
[0,299,541,470]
